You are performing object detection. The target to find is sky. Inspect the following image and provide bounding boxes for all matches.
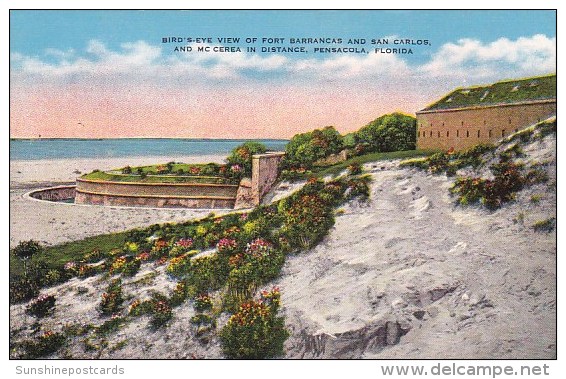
[9,10,557,139]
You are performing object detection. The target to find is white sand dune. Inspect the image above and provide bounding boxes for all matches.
[9,134,556,359]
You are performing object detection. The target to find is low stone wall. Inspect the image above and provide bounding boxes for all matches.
[29,186,76,202]
[75,179,238,209]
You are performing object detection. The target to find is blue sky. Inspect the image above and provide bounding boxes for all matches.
[9,10,557,138]
[10,10,556,63]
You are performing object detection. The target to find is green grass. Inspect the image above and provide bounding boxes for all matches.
[81,170,235,185]
[423,74,556,111]
[123,163,218,174]
[312,149,436,177]
[10,231,129,280]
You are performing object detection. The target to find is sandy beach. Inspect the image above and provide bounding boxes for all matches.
[9,155,229,248]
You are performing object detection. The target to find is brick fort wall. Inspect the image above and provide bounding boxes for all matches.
[416,100,556,151]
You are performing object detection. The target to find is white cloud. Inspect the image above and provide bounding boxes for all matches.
[10,34,556,87]
[420,34,556,80]
[291,52,412,79]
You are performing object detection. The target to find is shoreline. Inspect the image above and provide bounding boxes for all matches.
[10,155,229,247]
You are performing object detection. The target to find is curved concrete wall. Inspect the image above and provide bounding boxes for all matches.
[75,178,238,209]
[75,151,286,209]
[29,186,76,202]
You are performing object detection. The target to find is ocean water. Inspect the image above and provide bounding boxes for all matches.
[10,138,289,161]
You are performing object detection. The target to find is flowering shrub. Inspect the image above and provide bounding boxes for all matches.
[176,238,193,248]
[428,152,450,173]
[97,314,125,335]
[9,278,39,304]
[185,255,230,294]
[82,249,105,263]
[220,288,288,359]
[136,251,150,261]
[77,263,103,278]
[450,177,486,205]
[121,258,142,277]
[451,161,526,209]
[26,294,56,318]
[63,261,78,276]
[166,252,195,278]
[217,238,238,254]
[124,242,139,253]
[19,330,66,359]
[99,279,123,316]
[279,193,334,249]
[42,269,65,287]
[225,240,284,311]
[110,256,127,274]
[154,256,168,266]
[169,281,192,306]
[128,299,153,317]
[348,162,363,175]
[150,239,171,259]
[193,293,213,312]
[149,296,173,329]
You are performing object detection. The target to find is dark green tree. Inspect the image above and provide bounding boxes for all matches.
[12,240,43,277]
[355,112,417,152]
[283,126,344,169]
[226,141,267,177]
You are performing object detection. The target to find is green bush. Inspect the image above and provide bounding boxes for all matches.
[18,331,66,359]
[99,279,124,316]
[121,258,141,277]
[283,126,344,170]
[219,288,288,359]
[354,113,416,153]
[96,315,125,335]
[450,161,526,209]
[193,293,213,312]
[226,141,267,178]
[9,278,39,304]
[150,297,173,329]
[26,294,56,318]
[12,240,43,277]
[185,255,230,294]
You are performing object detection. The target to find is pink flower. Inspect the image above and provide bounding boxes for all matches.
[175,238,193,248]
